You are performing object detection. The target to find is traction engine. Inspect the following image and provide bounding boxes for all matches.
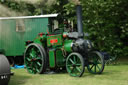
[24,5,105,77]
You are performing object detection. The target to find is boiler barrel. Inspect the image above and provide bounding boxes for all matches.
[0,55,11,85]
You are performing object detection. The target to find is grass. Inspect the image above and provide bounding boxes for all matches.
[9,64,128,85]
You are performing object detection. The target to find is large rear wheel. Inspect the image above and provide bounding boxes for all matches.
[24,43,47,74]
[66,53,85,77]
[87,51,105,74]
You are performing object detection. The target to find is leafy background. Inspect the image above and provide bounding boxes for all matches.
[0,0,128,58]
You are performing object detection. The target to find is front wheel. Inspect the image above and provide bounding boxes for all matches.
[66,53,85,77]
[87,51,105,74]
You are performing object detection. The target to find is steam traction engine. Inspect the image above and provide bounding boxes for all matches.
[24,5,105,77]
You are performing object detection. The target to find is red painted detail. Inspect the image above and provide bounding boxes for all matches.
[38,33,43,36]
[48,35,54,36]
[50,39,58,44]
[47,30,49,34]
[64,21,68,24]
[27,41,31,42]
[63,34,67,38]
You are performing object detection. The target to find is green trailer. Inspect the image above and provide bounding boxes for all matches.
[0,14,58,65]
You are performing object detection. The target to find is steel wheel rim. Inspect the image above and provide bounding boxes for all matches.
[24,44,44,74]
[66,53,84,77]
[87,51,104,74]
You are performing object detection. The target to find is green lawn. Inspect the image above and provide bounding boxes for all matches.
[9,65,128,85]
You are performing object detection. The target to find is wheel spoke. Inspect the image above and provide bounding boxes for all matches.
[36,57,41,60]
[26,57,31,61]
[73,56,76,63]
[30,53,34,58]
[90,64,94,70]
[28,66,35,74]
[97,60,101,64]
[27,67,32,69]
[69,59,75,64]
[29,69,33,73]
[96,64,101,70]
[36,62,42,66]
[75,64,81,66]
[67,64,72,67]
[34,64,40,73]
[76,67,81,72]
[32,62,38,73]
[36,69,40,73]
[94,65,96,73]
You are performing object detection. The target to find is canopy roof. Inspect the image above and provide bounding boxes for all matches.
[0,14,58,20]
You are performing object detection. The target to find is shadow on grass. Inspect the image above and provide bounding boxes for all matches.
[9,74,31,85]
[43,69,120,77]
[101,71,119,75]
[44,69,67,75]
[81,68,121,77]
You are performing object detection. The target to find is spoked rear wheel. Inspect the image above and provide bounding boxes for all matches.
[24,43,47,74]
[66,53,85,77]
[87,51,105,74]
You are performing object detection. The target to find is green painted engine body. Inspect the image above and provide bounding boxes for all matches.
[0,17,50,56]
[33,34,73,68]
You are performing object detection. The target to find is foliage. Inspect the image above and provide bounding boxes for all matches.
[0,0,36,16]
[81,0,128,57]
[55,0,128,57]
[42,0,69,23]
[0,0,128,57]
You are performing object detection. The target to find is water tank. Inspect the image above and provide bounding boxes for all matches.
[0,55,11,85]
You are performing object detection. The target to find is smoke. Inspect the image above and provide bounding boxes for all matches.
[10,0,79,5]
[12,0,41,4]
[43,0,56,7]
[10,0,56,6]
[0,0,80,17]
[0,4,23,17]
[69,0,81,5]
